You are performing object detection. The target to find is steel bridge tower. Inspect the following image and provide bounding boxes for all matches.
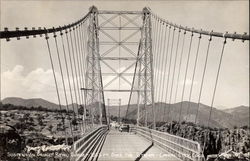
[85,6,155,129]
[85,6,107,126]
[135,8,155,129]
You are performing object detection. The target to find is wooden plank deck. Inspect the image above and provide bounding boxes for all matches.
[97,128,180,161]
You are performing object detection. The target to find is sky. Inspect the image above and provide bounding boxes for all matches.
[0,0,249,109]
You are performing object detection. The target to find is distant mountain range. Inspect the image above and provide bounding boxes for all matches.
[2,97,249,129]
[223,105,249,127]
[1,97,76,111]
[2,97,60,109]
[108,102,249,129]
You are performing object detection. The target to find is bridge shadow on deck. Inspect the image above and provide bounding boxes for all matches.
[134,142,154,161]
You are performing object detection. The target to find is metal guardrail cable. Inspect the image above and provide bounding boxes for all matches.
[133,126,201,161]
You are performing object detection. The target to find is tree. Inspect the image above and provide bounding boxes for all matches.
[78,105,85,115]
[23,113,30,123]
[37,114,44,126]
[72,118,78,130]
[48,125,53,134]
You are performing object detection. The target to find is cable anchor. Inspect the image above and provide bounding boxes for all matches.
[209,30,213,41]
[4,28,10,41]
[24,27,29,39]
[44,28,49,40]
[16,27,20,40]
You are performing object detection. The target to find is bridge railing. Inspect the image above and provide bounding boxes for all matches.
[131,126,204,161]
[71,125,108,161]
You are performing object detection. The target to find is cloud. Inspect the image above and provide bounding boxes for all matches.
[2,65,59,103]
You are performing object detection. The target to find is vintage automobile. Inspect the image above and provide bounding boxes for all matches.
[119,124,130,132]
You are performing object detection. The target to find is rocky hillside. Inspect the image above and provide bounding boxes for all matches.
[2,97,248,128]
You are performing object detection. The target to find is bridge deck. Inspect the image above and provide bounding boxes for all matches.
[97,128,180,161]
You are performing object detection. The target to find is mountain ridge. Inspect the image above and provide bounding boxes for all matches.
[2,97,249,128]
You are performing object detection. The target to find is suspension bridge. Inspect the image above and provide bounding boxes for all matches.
[0,6,249,161]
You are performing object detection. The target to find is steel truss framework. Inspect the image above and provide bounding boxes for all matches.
[98,12,142,90]
[84,6,155,129]
[85,7,106,125]
[135,8,155,129]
